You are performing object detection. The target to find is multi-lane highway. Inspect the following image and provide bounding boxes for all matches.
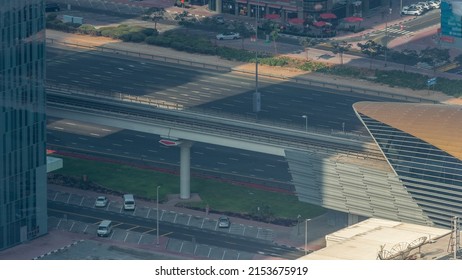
[46,45,399,190]
[46,47,398,134]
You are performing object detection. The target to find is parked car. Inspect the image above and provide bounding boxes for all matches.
[417,2,431,11]
[216,32,240,40]
[123,194,136,210]
[428,0,440,8]
[95,196,108,207]
[45,3,60,12]
[218,216,231,228]
[409,4,425,12]
[215,16,225,24]
[97,220,113,237]
[401,6,422,15]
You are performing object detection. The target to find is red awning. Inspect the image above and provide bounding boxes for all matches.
[343,16,363,23]
[284,6,298,11]
[265,14,281,20]
[312,21,327,27]
[288,18,304,24]
[319,13,337,20]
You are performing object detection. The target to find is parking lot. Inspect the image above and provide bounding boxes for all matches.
[47,188,274,259]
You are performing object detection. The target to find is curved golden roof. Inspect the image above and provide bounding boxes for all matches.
[353,102,462,161]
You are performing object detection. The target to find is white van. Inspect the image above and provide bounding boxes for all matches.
[97,220,113,237]
[123,194,136,210]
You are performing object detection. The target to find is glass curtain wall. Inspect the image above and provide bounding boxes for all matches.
[358,114,462,228]
[0,0,47,250]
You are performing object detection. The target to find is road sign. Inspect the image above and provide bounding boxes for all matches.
[427,77,437,87]
[159,139,181,146]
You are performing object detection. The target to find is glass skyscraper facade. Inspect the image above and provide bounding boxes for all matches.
[0,0,47,250]
[354,102,462,228]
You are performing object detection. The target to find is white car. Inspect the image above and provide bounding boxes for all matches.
[417,2,431,11]
[401,6,422,15]
[95,196,108,207]
[428,0,440,8]
[216,32,240,40]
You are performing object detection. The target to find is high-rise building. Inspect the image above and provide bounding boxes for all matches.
[0,0,48,250]
[440,0,462,47]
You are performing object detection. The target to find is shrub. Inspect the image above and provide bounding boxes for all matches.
[78,24,100,36]
[142,28,158,37]
[298,60,330,72]
[145,35,172,47]
[129,32,146,43]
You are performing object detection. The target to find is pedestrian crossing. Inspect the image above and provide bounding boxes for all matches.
[383,26,414,36]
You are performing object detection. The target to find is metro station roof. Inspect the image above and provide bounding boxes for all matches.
[353,102,462,161]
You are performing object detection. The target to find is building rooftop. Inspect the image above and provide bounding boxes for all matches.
[299,218,455,260]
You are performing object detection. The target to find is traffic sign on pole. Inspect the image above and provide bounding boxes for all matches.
[427,77,437,87]
[159,139,181,146]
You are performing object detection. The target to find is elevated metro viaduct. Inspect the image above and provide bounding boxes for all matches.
[47,99,462,229]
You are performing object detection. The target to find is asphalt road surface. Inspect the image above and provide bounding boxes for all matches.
[47,117,294,190]
[46,47,397,134]
[48,200,304,259]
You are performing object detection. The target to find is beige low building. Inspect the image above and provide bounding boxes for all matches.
[300,218,455,260]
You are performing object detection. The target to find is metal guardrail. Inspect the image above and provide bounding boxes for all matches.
[46,38,439,104]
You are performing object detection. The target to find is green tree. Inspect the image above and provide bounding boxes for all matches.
[147,7,165,30]
[419,47,450,71]
[270,27,279,54]
[299,37,320,59]
[330,40,351,65]
[235,23,253,50]
[357,40,386,69]
[454,54,462,65]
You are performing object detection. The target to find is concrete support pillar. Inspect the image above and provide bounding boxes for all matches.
[216,0,222,13]
[180,141,193,199]
[348,213,360,225]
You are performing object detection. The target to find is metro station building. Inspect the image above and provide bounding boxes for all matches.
[287,102,462,229]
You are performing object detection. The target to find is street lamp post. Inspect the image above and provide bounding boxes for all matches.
[385,19,388,67]
[305,218,311,255]
[156,185,161,246]
[302,115,308,132]
[253,1,261,115]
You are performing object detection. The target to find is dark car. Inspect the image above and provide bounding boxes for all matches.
[45,3,60,12]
